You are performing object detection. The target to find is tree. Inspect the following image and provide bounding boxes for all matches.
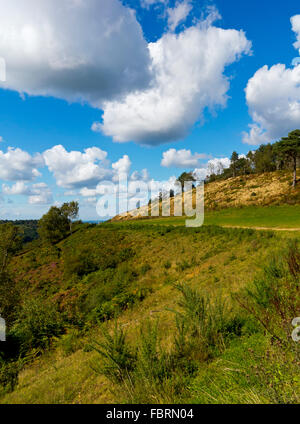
[61,201,79,234]
[0,224,22,326]
[38,207,70,244]
[274,130,300,187]
[230,151,239,178]
[177,172,196,192]
[236,157,251,176]
[253,144,276,174]
[0,223,22,274]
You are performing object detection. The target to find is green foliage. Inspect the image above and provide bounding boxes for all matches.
[0,220,38,244]
[172,284,231,358]
[91,323,137,383]
[63,247,99,278]
[80,265,150,323]
[11,298,65,353]
[38,206,70,245]
[0,273,20,328]
[205,129,300,184]
[235,240,300,343]
[61,201,79,233]
[57,329,83,356]
[0,223,22,273]
[1,219,299,404]
[274,130,300,187]
[0,224,22,326]
[140,263,151,275]
[164,260,171,270]
[177,172,196,191]
[0,359,20,394]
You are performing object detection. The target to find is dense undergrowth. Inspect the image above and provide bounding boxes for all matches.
[0,223,299,403]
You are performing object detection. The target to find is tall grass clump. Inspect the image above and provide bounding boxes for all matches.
[171,283,235,360]
[233,240,300,403]
[235,240,300,344]
[92,285,239,403]
[91,323,137,384]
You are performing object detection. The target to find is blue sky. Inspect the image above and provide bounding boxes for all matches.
[0,0,300,219]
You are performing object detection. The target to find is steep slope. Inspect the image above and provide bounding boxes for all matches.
[1,223,299,404]
[113,170,300,221]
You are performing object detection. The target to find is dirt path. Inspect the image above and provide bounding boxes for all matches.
[222,225,300,232]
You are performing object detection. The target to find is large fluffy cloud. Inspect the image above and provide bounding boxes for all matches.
[100,17,251,145]
[243,15,300,145]
[0,147,43,181]
[0,0,151,106]
[161,148,208,168]
[43,145,111,189]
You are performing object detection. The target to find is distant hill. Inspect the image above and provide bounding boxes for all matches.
[113,170,300,222]
[0,220,38,243]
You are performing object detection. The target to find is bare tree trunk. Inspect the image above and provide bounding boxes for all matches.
[293,157,297,188]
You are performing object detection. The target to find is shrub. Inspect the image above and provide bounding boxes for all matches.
[91,323,137,383]
[58,329,83,356]
[63,248,99,278]
[172,283,231,359]
[117,247,135,262]
[11,298,65,353]
[91,288,150,322]
[164,260,171,270]
[0,358,22,394]
[234,241,300,343]
[140,263,151,275]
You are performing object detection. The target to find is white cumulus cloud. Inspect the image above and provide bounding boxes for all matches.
[112,155,132,181]
[243,16,300,145]
[0,0,151,106]
[100,15,251,145]
[2,181,53,205]
[291,15,300,54]
[43,145,111,189]
[28,183,53,205]
[0,147,43,181]
[2,181,31,195]
[161,148,208,168]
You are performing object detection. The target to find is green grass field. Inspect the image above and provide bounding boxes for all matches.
[117,205,300,230]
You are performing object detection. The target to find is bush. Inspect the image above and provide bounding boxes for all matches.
[117,247,135,262]
[0,359,20,394]
[164,261,171,270]
[91,323,137,383]
[140,263,151,275]
[171,283,231,359]
[92,320,194,403]
[58,329,83,356]
[11,298,65,354]
[235,241,300,343]
[63,248,99,278]
[91,288,150,322]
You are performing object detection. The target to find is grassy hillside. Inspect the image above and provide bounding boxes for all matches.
[114,170,300,225]
[0,222,299,404]
[115,205,300,231]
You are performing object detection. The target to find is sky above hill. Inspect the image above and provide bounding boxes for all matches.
[1,0,300,220]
